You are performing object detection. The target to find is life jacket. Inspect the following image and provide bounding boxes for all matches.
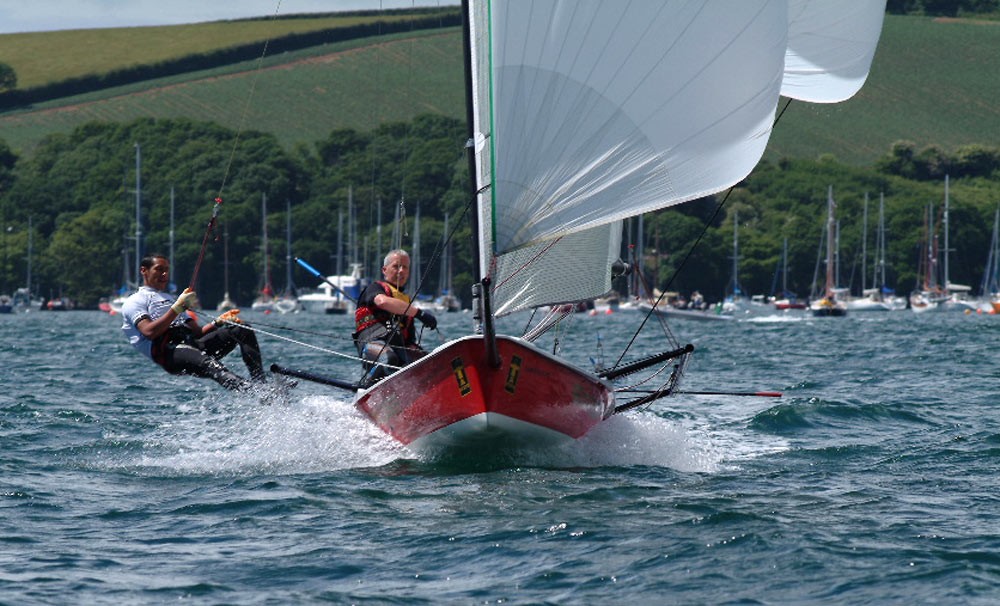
[354,281,414,343]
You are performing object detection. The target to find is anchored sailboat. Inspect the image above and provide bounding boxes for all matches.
[910,176,976,313]
[811,186,848,317]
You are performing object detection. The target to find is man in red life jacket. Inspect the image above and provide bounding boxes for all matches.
[353,249,437,387]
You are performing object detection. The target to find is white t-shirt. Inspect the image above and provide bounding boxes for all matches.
[120,286,191,360]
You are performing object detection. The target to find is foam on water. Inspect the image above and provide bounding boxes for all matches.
[131,392,407,475]
[116,384,792,476]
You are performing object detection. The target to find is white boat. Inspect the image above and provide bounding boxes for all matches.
[847,192,906,311]
[298,263,365,315]
[721,211,770,318]
[279,0,887,454]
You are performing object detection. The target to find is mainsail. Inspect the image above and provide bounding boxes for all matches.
[469,0,886,316]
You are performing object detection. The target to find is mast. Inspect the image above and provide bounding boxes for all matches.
[261,192,271,297]
[223,224,231,301]
[981,207,1000,297]
[169,186,176,292]
[782,237,789,295]
[336,210,344,277]
[26,216,32,297]
[411,203,422,298]
[134,143,142,287]
[860,192,868,295]
[285,198,294,296]
[438,212,450,298]
[943,174,951,290]
[462,0,499,367]
[462,0,480,286]
[730,210,740,299]
[825,186,835,298]
[875,192,886,292]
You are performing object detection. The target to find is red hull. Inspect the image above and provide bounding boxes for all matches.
[355,335,615,448]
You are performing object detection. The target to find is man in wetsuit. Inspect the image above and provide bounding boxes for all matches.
[353,249,437,387]
[121,253,267,390]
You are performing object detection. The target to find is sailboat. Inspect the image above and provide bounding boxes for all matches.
[771,237,807,310]
[910,176,976,313]
[978,206,1000,314]
[432,213,462,312]
[217,224,237,312]
[847,192,905,311]
[298,193,365,314]
[10,217,42,312]
[279,1,886,453]
[721,210,768,317]
[109,143,144,315]
[273,199,302,313]
[251,193,279,313]
[811,186,848,317]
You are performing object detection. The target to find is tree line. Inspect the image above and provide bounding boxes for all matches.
[1,115,999,309]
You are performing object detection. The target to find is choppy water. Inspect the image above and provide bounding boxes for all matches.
[3,308,1000,604]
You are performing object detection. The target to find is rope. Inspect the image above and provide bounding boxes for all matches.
[215,0,285,203]
[609,97,795,372]
[187,0,283,290]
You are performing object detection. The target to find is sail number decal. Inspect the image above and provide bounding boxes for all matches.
[451,357,471,396]
[504,356,522,394]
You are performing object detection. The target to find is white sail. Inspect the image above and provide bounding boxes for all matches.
[470,0,886,314]
[783,0,887,103]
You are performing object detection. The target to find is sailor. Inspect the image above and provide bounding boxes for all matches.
[120,253,267,390]
[353,249,437,386]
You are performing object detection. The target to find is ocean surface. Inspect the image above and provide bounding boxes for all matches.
[3,306,1000,604]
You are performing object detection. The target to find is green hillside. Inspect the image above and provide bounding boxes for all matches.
[763,15,1000,164]
[0,12,435,89]
[0,29,464,154]
[1,14,999,164]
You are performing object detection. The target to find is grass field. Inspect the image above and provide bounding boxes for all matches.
[0,28,465,154]
[1,14,998,166]
[764,15,1000,164]
[0,12,433,89]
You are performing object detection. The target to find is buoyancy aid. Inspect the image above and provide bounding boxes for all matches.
[354,281,414,343]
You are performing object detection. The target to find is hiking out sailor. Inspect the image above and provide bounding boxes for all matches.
[353,249,437,386]
[121,253,267,390]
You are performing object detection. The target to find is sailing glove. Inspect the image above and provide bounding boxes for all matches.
[215,309,243,325]
[416,308,437,330]
[171,288,199,314]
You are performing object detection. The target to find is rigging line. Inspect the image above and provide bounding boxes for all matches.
[188,197,223,289]
[367,1,385,268]
[397,0,419,214]
[215,0,285,202]
[625,256,680,346]
[189,309,352,344]
[190,311,409,366]
[192,309,440,359]
[611,97,796,371]
[491,236,565,292]
[372,187,474,351]
[409,179,473,300]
